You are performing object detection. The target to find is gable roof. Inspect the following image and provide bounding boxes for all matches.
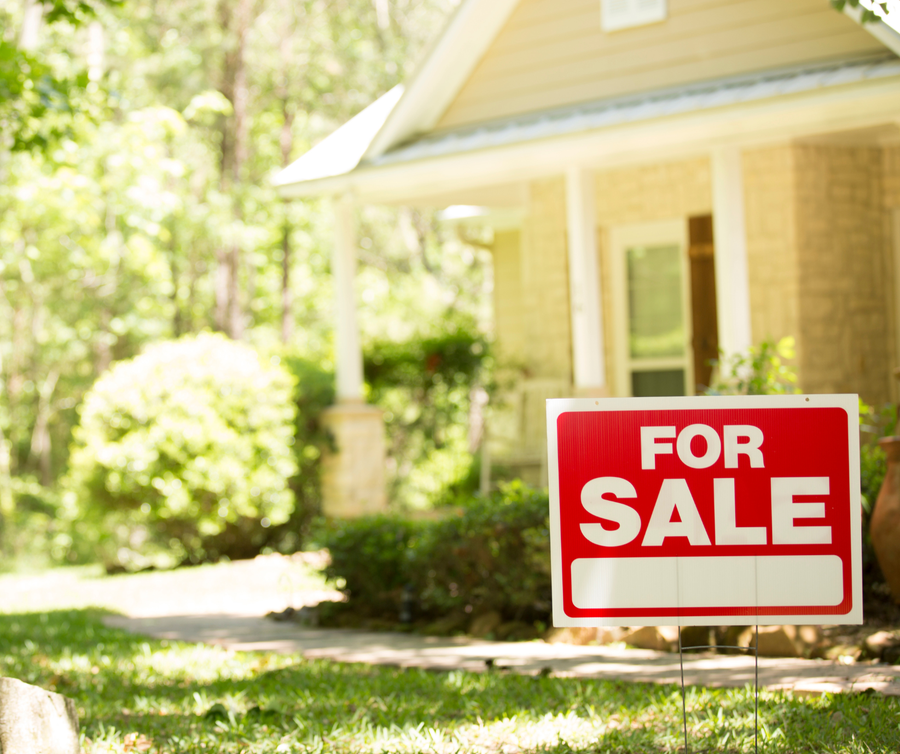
[274,0,900,198]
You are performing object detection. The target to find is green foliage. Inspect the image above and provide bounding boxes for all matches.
[65,333,297,568]
[364,322,491,509]
[830,0,890,24]
[319,514,422,615]
[706,337,800,396]
[319,481,550,623]
[275,353,335,546]
[409,481,551,620]
[0,606,898,753]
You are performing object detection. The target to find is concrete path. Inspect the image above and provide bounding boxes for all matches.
[103,613,900,696]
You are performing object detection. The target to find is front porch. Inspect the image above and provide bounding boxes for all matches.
[277,55,900,513]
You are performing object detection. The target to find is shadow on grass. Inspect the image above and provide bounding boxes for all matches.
[0,610,897,753]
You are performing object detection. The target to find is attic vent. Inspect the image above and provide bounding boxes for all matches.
[601,0,667,32]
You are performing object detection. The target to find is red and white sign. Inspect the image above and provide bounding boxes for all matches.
[547,395,862,627]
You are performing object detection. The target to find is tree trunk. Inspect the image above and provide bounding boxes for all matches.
[279,98,295,344]
[216,0,254,339]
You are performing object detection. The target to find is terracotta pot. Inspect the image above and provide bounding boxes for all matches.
[871,436,900,603]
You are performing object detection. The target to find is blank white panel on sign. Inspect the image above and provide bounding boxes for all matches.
[571,556,843,610]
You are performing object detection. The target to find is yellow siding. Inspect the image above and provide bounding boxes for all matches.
[437,0,884,129]
[792,145,893,404]
[883,146,900,209]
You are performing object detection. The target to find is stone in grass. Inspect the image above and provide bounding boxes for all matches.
[864,630,900,663]
[621,626,679,652]
[0,677,80,754]
[738,625,822,658]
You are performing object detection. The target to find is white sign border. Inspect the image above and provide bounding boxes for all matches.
[547,394,862,627]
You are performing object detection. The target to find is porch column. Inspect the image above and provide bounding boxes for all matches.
[321,193,386,517]
[565,168,606,394]
[333,193,364,402]
[711,148,752,359]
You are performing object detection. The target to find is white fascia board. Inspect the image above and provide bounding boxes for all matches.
[276,75,900,203]
[273,86,403,188]
[364,0,520,160]
[842,1,900,56]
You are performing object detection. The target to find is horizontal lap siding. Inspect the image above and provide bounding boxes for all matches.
[437,0,884,129]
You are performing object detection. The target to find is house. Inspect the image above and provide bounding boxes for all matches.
[275,0,900,513]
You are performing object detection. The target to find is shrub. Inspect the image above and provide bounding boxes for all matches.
[319,514,423,616]
[318,481,551,625]
[364,324,491,509]
[706,337,799,395]
[408,481,550,621]
[270,354,336,551]
[65,333,297,568]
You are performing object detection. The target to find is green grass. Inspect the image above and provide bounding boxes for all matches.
[0,610,897,753]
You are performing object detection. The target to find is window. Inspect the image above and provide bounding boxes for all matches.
[610,220,692,397]
[601,0,667,32]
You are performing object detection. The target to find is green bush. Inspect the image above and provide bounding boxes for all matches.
[65,333,297,568]
[409,481,551,621]
[318,481,550,624]
[364,324,491,509]
[319,514,423,616]
[706,337,800,395]
[271,354,336,551]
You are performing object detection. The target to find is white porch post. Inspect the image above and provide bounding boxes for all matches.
[565,168,606,393]
[711,148,753,359]
[333,193,365,402]
[321,193,386,517]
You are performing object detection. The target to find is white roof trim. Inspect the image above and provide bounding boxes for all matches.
[371,55,900,168]
[273,86,403,187]
[275,64,900,203]
[363,0,519,160]
[843,1,900,56]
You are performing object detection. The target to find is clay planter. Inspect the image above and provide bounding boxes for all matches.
[871,436,900,602]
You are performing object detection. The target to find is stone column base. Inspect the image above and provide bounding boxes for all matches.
[321,403,387,517]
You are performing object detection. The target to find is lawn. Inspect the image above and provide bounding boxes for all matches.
[0,563,898,753]
[0,609,896,753]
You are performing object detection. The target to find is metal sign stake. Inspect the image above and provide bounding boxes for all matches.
[677,625,760,754]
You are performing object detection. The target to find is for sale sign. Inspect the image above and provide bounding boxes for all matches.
[547,395,862,627]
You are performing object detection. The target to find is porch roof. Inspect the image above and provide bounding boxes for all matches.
[274,53,900,202]
[370,54,900,168]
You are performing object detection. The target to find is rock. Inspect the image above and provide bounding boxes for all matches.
[824,644,862,663]
[468,610,502,638]
[738,625,822,658]
[596,626,629,645]
[0,677,80,754]
[680,626,711,650]
[863,630,900,663]
[544,626,629,646]
[714,625,748,650]
[544,627,598,645]
[622,626,677,652]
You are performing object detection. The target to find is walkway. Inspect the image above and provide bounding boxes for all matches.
[103,613,900,696]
